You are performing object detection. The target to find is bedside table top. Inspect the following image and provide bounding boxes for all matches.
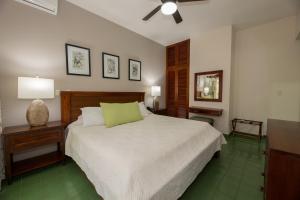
[3,121,64,135]
[147,107,166,112]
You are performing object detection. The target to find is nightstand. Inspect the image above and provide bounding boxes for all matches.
[147,107,167,116]
[3,121,65,183]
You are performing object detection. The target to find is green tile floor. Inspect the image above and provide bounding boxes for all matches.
[0,135,265,200]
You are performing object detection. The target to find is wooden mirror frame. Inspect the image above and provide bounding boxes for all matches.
[194,70,223,102]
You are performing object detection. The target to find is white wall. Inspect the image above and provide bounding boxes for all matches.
[189,17,300,135]
[297,11,300,40]
[0,101,3,188]
[190,26,233,134]
[0,0,165,127]
[232,16,300,134]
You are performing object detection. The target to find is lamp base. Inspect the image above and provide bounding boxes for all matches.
[153,97,160,112]
[26,99,49,127]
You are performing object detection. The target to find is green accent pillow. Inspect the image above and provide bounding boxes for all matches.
[100,102,143,128]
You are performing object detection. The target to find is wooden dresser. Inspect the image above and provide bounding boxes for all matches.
[264,119,300,200]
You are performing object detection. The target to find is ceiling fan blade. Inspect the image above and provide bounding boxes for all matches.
[162,0,177,3]
[173,10,183,24]
[143,5,162,21]
[178,0,206,2]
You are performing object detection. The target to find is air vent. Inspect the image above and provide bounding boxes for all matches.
[15,0,58,15]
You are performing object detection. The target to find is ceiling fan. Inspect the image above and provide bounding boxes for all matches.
[143,0,206,24]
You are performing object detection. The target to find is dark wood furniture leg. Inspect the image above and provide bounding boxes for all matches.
[232,119,237,136]
[213,151,220,159]
[259,123,262,141]
[57,141,66,164]
[4,152,12,184]
[4,135,12,184]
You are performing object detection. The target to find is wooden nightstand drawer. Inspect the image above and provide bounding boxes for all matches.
[11,130,62,153]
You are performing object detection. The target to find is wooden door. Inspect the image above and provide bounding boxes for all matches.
[166,70,177,117]
[177,68,189,118]
[166,40,190,118]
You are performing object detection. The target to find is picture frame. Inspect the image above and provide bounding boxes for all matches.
[194,70,223,102]
[128,59,141,81]
[65,43,91,76]
[102,52,120,79]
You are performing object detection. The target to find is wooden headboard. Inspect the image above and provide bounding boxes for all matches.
[61,91,145,125]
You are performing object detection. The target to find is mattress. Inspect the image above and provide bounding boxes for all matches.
[65,114,226,200]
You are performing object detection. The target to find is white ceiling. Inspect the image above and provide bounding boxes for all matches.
[66,0,300,46]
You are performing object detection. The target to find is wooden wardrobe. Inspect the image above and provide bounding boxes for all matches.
[166,39,190,118]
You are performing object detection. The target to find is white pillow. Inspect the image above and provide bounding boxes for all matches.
[138,102,152,117]
[80,107,105,127]
[73,115,83,125]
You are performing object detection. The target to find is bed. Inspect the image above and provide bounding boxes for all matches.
[61,91,226,200]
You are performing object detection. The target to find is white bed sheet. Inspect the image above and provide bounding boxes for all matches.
[66,114,226,200]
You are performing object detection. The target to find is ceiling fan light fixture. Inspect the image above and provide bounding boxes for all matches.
[161,2,177,15]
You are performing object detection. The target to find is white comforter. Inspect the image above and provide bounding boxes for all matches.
[66,114,226,200]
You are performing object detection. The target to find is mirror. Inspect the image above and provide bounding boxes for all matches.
[194,70,223,102]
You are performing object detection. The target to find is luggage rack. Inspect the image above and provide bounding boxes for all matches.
[231,118,263,140]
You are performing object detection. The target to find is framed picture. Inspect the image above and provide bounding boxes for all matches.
[194,70,223,102]
[102,52,120,79]
[65,43,91,76]
[128,59,141,81]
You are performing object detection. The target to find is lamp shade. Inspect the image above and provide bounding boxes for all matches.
[151,86,161,97]
[18,77,54,99]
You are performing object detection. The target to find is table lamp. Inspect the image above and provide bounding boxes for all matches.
[151,86,161,112]
[18,77,54,126]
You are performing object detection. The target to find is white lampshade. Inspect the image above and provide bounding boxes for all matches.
[18,77,54,99]
[151,86,161,97]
